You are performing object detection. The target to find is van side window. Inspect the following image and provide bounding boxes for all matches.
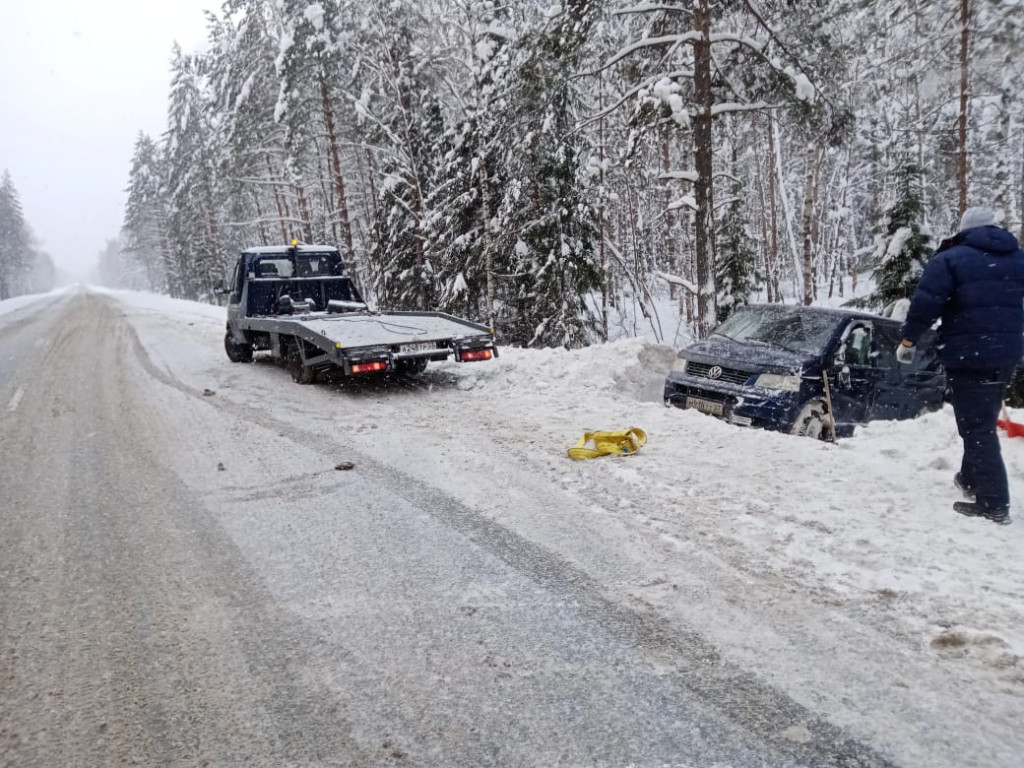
[844,325,871,366]
[872,324,901,370]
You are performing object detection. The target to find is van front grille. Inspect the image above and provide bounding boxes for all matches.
[687,362,751,385]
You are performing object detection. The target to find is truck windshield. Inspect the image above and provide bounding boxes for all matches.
[253,252,344,279]
[711,306,840,355]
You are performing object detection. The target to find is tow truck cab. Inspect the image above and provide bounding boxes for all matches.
[225,245,360,343]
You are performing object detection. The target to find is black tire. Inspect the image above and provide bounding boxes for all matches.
[224,332,253,363]
[287,339,318,385]
[791,399,830,440]
[396,358,428,376]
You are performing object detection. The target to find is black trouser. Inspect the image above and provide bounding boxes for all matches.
[947,367,1014,510]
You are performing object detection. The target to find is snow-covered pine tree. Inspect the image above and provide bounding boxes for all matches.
[857,162,933,313]
[163,45,222,300]
[496,0,603,348]
[0,171,32,299]
[274,0,357,259]
[204,1,286,251]
[715,193,758,323]
[354,0,451,311]
[121,132,171,291]
[428,0,517,325]
[368,94,450,311]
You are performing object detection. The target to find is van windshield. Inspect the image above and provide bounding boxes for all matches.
[711,306,840,355]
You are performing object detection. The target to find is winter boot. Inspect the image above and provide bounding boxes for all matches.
[953,473,976,499]
[953,501,1011,526]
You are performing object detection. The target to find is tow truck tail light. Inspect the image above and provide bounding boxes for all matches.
[460,348,493,362]
[351,361,388,374]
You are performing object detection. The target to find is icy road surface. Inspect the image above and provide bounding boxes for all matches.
[1,287,1022,767]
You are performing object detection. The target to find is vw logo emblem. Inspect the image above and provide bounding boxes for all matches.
[707,365,723,380]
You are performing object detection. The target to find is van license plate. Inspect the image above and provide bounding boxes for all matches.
[686,397,724,416]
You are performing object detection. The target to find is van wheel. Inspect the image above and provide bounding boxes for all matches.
[791,399,830,440]
[224,333,253,363]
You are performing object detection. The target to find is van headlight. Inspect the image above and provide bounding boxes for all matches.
[671,357,688,373]
[755,373,801,391]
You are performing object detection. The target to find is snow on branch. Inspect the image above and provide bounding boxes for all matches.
[573,69,693,133]
[660,170,699,183]
[710,101,776,116]
[613,3,694,14]
[667,195,697,212]
[608,31,769,69]
[708,33,768,53]
[606,33,702,67]
[656,271,697,294]
[739,0,830,108]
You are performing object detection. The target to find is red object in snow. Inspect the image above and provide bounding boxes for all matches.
[998,405,1024,437]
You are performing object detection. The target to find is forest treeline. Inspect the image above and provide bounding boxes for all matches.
[103,0,1023,347]
[0,171,56,299]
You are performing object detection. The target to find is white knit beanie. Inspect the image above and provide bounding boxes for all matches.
[959,206,996,231]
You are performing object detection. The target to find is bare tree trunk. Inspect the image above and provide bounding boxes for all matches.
[771,118,801,299]
[753,126,771,302]
[478,158,496,331]
[252,190,269,246]
[315,146,339,246]
[295,184,313,243]
[265,156,290,244]
[692,0,716,337]
[280,193,293,236]
[662,135,677,300]
[957,0,970,216]
[1020,136,1024,242]
[801,143,820,305]
[598,73,609,341]
[364,147,379,225]
[993,90,1012,224]
[319,70,355,266]
[767,117,780,302]
[832,147,852,299]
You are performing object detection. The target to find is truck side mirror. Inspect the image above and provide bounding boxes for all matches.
[212,280,227,295]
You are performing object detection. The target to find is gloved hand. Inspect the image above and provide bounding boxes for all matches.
[895,341,916,364]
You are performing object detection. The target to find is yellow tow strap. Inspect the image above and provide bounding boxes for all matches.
[567,428,647,460]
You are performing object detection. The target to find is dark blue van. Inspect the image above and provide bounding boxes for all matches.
[663,304,945,439]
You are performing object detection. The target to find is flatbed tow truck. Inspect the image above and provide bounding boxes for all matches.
[219,244,497,383]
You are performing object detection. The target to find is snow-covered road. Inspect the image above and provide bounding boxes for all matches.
[2,286,1022,766]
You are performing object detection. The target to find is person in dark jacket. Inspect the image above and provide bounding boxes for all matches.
[898,206,1024,525]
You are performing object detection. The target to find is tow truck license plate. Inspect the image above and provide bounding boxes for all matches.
[403,342,436,352]
[686,397,724,416]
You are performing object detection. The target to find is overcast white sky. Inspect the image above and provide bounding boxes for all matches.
[0,0,213,278]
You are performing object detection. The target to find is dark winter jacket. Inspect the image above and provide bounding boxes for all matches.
[900,225,1024,370]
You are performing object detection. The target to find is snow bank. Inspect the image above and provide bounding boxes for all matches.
[0,286,73,318]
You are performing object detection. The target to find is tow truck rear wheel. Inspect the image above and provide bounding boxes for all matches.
[287,339,318,385]
[224,332,253,363]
